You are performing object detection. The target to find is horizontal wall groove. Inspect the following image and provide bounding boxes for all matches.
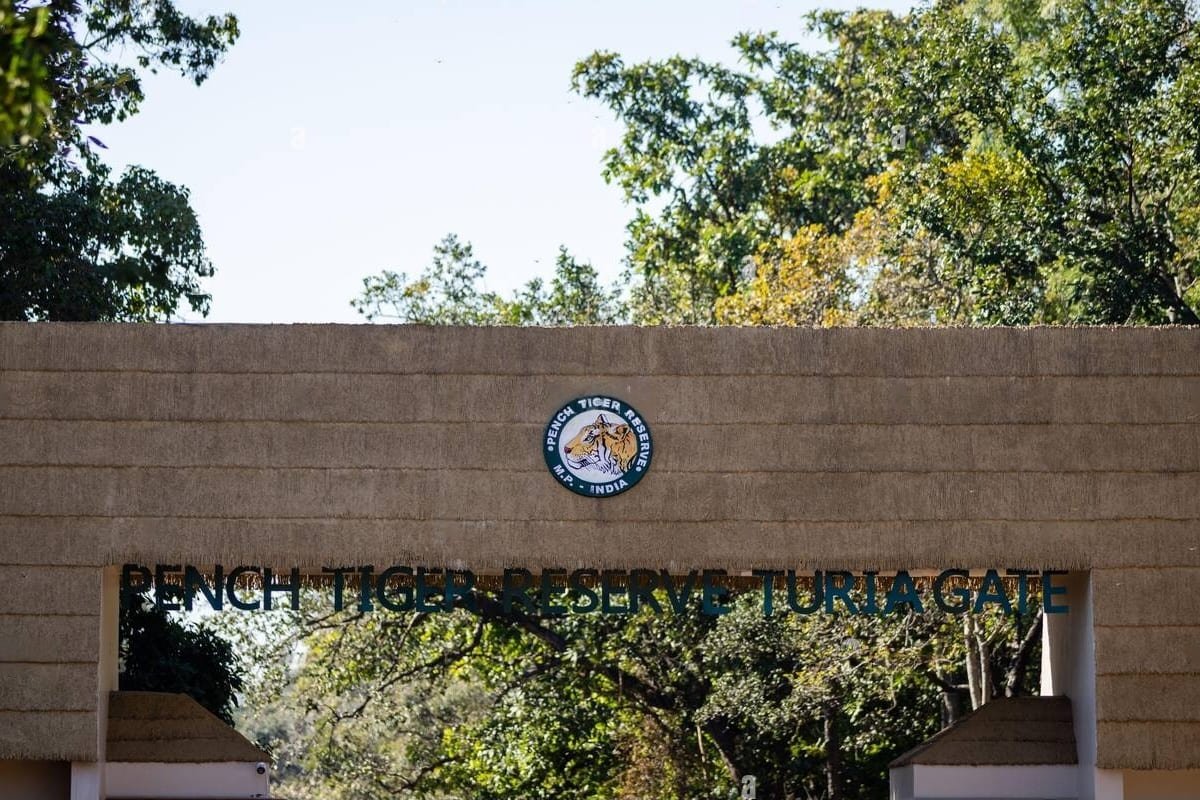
[4,418,1198,428]
[4,465,1200,475]
[1096,671,1200,676]
[4,513,1199,523]
[4,416,1194,425]
[1093,566,1200,572]
[1097,719,1200,723]
[7,367,1200,378]
[1094,623,1200,628]
[8,470,1196,521]
[0,707,95,713]
[0,565,105,572]
[8,373,1199,426]
[0,618,100,623]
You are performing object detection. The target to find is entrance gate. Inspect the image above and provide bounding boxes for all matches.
[1,324,1197,798]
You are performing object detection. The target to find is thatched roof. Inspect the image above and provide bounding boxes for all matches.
[890,696,1076,767]
[106,692,268,764]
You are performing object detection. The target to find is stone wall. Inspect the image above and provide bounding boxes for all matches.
[1,323,1197,765]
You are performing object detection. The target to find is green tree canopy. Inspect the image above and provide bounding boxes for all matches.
[573,0,1200,325]
[0,0,238,321]
[120,591,244,724]
[236,586,1030,800]
[352,233,625,325]
[0,2,54,147]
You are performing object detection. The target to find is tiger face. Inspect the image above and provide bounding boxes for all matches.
[562,413,637,476]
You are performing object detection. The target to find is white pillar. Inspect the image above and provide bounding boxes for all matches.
[1094,769,1125,800]
[1041,585,1072,697]
[1040,573,1118,799]
[70,763,103,800]
[71,566,120,800]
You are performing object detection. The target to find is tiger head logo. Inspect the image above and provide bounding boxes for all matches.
[545,396,653,497]
[562,413,637,476]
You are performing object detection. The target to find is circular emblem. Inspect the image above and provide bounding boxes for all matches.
[543,395,653,498]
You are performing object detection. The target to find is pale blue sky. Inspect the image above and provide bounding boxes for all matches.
[95,0,911,323]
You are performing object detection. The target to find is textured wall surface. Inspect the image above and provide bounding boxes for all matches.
[1,323,1198,766]
[0,565,102,760]
[1093,568,1200,768]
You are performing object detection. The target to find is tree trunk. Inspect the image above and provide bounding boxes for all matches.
[702,719,742,786]
[1006,609,1044,697]
[978,635,993,706]
[823,700,842,800]
[964,615,983,709]
[940,683,965,726]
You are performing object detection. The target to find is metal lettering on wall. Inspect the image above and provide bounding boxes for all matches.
[121,564,1070,617]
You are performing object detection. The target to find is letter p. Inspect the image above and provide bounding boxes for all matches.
[120,564,152,610]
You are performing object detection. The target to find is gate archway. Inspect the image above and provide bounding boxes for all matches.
[1,324,1197,798]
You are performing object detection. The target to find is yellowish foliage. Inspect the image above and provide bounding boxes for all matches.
[716,163,974,327]
[715,225,857,326]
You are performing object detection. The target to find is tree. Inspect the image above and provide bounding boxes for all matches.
[352,234,625,325]
[0,0,238,321]
[572,0,1200,325]
[506,246,625,325]
[120,592,243,724]
[569,50,809,324]
[0,1,54,148]
[714,223,859,327]
[849,0,1200,324]
[237,587,967,800]
[235,571,1043,800]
